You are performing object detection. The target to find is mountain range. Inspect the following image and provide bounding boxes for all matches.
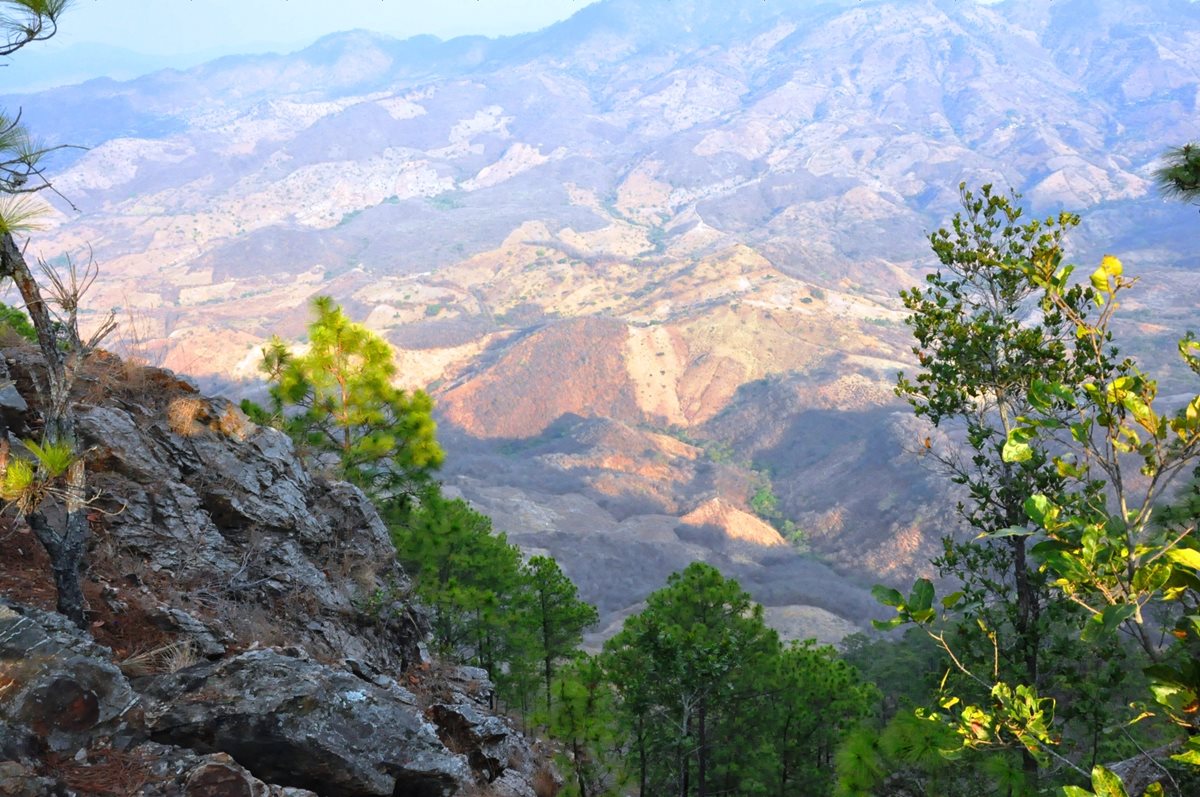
[6,0,1200,642]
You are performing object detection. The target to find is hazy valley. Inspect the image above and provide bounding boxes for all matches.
[8,0,1200,643]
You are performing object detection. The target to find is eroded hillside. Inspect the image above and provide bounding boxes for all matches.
[7,0,1200,639]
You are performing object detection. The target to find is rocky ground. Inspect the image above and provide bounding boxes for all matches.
[0,346,552,797]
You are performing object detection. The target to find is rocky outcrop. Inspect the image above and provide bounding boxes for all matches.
[133,745,320,797]
[0,604,137,755]
[142,648,470,797]
[0,353,540,796]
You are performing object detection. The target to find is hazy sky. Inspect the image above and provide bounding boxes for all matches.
[58,0,599,54]
[0,0,599,91]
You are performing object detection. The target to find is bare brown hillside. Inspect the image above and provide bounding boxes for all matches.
[10,0,1200,642]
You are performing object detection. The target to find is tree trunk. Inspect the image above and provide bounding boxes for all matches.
[1010,534,1041,787]
[542,587,553,712]
[572,738,589,797]
[27,506,87,627]
[778,713,791,797]
[0,233,89,629]
[637,717,647,797]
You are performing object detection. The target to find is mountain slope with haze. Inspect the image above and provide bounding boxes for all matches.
[7,0,1199,640]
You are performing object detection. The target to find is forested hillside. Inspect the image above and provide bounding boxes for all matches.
[1,0,1200,794]
[2,0,1196,642]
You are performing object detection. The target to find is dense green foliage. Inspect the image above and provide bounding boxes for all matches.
[876,185,1200,796]
[393,488,876,796]
[749,470,808,551]
[391,488,523,667]
[602,562,874,797]
[545,656,622,797]
[389,485,598,721]
[246,295,443,499]
[0,301,36,341]
[524,555,599,711]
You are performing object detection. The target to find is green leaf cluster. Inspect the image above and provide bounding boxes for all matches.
[883,184,1200,796]
[251,296,444,499]
[1,436,73,514]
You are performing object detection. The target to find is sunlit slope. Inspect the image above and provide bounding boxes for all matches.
[12,0,1199,640]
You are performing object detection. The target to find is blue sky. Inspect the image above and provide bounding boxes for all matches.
[1,0,599,91]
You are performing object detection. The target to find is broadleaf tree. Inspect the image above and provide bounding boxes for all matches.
[890,183,1142,790]
[881,188,1200,795]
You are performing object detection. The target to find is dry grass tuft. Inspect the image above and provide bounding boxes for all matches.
[167,396,206,437]
[48,747,154,795]
[118,640,199,677]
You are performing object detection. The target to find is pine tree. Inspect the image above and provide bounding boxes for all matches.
[765,641,875,796]
[391,488,522,667]
[603,562,780,797]
[250,295,443,500]
[522,555,598,712]
[545,656,621,797]
[1155,142,1200,205]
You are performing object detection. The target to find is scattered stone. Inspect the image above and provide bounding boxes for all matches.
[0,357,27,414]
[0,761,62,797]
[0,603,139,754]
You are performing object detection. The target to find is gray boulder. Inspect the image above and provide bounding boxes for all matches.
[0,761,62,797]
[0,356,27,414]
[0,603,138,754]
[142,649,470,797]
[132,743,320,797]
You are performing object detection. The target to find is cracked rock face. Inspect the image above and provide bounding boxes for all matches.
[67,387,424,672]
[0,603,138,755]
[141,649,470,797]
[0,359,539,795]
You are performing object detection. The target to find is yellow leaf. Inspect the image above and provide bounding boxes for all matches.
[1101,254,1123,278]
[1167,547,1200,571]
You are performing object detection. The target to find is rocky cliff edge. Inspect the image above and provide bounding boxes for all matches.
[0,347,548,797]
